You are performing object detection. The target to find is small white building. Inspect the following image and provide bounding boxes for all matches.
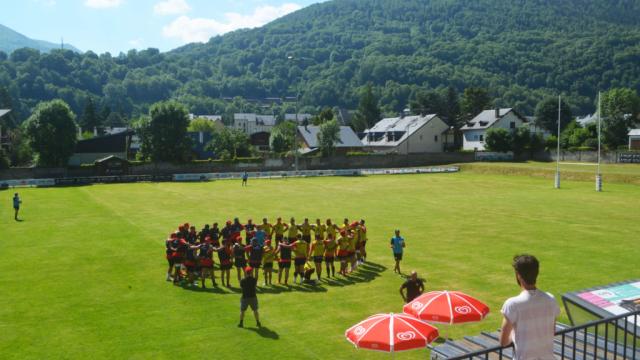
[0,109,11,150]
[233,113,276,135]
[461,108,528,151]
[629,129,640,150]
[361,114,450,154]
[189,114,222,122]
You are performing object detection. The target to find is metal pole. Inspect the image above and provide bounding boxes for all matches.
[294,88,299,173]
[596,92,602,192]
[555,95,561,189]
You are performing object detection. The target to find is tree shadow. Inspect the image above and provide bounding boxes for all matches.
[245,326,279,340]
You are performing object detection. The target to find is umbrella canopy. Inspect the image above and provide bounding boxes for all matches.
[403,290,490,325]
[345,313,439,352]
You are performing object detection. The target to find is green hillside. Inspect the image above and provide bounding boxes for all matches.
[1,0,640,121]
[0,24,80,54]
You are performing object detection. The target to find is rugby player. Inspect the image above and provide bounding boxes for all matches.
[309,232,325,280]
[198,237,217,288]
[276,237,294,285]
[246,238,263,283]
[233,241,248,283]
[299,218,312,243]
[323,233,337,278]
[262,240,277,286]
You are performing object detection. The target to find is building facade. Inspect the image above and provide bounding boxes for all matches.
[461,108,528,151]
[361,114,450,154]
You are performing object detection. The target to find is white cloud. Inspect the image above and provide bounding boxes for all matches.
[162,3,302,43]
[84,0,123,9]
[154,0,191,15]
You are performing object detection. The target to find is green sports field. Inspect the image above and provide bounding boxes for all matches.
[2,163,640,359]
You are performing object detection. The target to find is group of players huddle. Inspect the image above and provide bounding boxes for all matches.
[164,217,368,288]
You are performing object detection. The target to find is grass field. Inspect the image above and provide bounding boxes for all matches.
[2,164,640,359]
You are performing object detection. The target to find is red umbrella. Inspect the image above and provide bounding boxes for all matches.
[345,313,439,352]
[403,290,490,325]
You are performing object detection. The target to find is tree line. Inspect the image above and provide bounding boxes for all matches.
[2,85,637,169]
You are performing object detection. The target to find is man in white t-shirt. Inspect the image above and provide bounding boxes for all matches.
[500,254,560,360]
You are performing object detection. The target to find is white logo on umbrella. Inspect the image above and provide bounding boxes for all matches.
[455,305,472,314]
[354,326,366,336]
[396,331,416,341]
[411,301,423,310]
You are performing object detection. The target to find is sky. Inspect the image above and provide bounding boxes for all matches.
[2,0,325,54]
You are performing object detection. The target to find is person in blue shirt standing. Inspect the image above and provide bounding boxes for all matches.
[242,172,248,186]
[13,193,22,221]
[390,229,405,274]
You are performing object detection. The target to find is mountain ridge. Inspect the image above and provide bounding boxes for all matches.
[0,24,80,54]
[1,0,640,121]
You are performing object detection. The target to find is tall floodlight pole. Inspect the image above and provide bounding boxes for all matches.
[555,95,561,189]
[287,55,299,173]
[596,92,602,192]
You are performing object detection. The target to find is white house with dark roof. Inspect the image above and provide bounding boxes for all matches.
[461,108,528,151]
[297,125,363,155]
[233,113,276,135]
[361,114,450,154]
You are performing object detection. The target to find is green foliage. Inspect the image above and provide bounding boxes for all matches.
[534,97,573,133]
[318,119,341,157]
[601,88,640,148]
[311,107,334,125]
[0,147,9,169]
[0,86,16,128]
[352,84,381,132]
[206,127,252,160]
[461,88,492,122]
[187,117,219,133]
[80,96,100,132]
[511,127,531,156]
[484,128,511,152]
[269,120,296,153]
[23,99,77,167]
[2,1,640,121]
[148,101,191,162]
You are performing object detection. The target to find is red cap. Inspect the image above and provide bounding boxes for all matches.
[244,266,253,273]
[170,233,178,238]
[351,221,359,228]
[226,220,232,225]
[265,240,272,246]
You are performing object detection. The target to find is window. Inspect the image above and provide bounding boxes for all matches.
[479,135,484,142]
[510,121,516,129]
[434,135,438,142]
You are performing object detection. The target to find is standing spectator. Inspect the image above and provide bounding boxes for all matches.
[242,171,248,186]
[500,254,560,360]
[238,266,261,328]
[400,271,425,303]
[390,229,405,274]
[13,193,22,221]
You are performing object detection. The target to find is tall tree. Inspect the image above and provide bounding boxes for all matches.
[601,88,640,148]
[352,84,381,132]
[80,97,100,132]
[443,86,461,126]
[460,88,492,122]
[410,90,444,116]
[24,100,77,167]
[534,96,573,133]
[318,119,341,157]
[148,100,191,162]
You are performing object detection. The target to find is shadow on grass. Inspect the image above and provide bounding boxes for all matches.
[245,325,279,340]
[176,261,386,296]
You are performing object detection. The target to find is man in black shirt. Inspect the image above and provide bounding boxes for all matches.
[400,271,425,303]
[238,266,261,328]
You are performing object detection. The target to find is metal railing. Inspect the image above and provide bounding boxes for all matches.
[444,309,639,360]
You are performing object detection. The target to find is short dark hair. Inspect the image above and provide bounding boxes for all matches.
[512,254,539,285]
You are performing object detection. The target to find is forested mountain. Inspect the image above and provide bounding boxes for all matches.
[1,0,640,123]
[0,24,80,55]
